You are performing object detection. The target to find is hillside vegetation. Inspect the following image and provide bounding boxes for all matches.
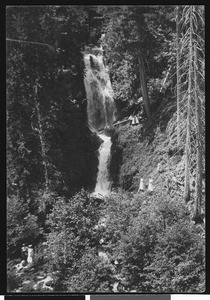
[7,5,205,293]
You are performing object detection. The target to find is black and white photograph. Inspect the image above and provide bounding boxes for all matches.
[6,5,205,294]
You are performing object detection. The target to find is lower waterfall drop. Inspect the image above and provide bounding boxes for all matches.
[83,46,116,197]
[94,133,112,196]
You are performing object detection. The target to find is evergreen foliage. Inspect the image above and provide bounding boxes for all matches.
[6,5,205,293]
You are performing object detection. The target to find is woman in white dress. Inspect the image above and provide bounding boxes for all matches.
[148,178,154,194]
[21,244,28,261]
[27,245,34,264]
[138,178,144,192]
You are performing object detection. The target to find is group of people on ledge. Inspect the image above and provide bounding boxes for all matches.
[128,115,140,125]
[138,178,154,194]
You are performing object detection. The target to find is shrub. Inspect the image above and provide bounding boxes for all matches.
[7,196,42,259]
[44,190,101,278]
[7,270,21,292]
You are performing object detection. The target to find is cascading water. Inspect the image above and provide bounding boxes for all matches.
[84,48,118,292]
[83,47,116,196]
[94,133,112,196]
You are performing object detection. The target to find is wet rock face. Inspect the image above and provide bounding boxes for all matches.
[10,259,55,293]
[88,132,103,191]
[109,130,123,188]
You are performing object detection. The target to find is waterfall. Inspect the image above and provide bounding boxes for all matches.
[94,133,112,196]
[83,47,116,196]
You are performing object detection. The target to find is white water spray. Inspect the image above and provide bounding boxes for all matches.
[94,133,112,196]
[83,47,116,196]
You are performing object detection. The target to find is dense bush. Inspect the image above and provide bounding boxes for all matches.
[6,5,205,294]
[96,190,205,293]
[65,247,114,292]
[7,260,22,292]
[7,196,42,258]
[7,184,205,293]
[42,190,102,290]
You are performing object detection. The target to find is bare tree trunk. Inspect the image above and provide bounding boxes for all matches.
[63,238,67,265]
[176,5,181,146]
[184,6,193,202]
[160,66,171,93]
[34,83,50,191]
[194,44,202,221]
[138,50,151,122]
[6,38,56,53]
[135,12,151,122]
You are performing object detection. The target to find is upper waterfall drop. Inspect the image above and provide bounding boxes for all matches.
[83,46,116,196]
[83,48,116,132]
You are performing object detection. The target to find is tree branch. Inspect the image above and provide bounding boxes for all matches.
[6,38,56,53]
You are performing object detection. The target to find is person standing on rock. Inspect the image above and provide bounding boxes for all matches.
[138,178,144,192]
[148,178,154,194]
[128,115,133,125]
[27,245,34,265]
[21,244,28,262]
[135,116,139,125]
[131,116,136,125]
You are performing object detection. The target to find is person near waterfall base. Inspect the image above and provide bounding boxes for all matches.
[21,244,28,262]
